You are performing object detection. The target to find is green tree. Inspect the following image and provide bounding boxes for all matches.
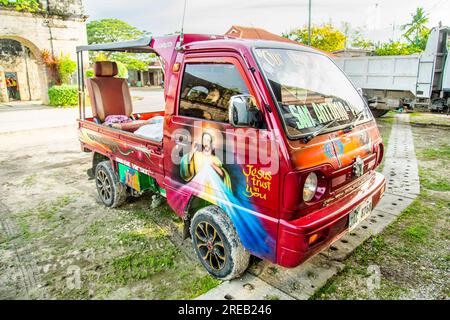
[86,19,151,73]
[87,18,144,45]
[372,7,431,56]
[401,7,430,48]
[352,36,374,50]
[350,30,374,50]
[0,0,40,13]
[373,41,411,56]
[283,23,346,52]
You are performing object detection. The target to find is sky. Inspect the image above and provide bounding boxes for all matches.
[83,0,450,43]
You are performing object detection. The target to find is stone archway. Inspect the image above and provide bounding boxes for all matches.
[0,35,49,104]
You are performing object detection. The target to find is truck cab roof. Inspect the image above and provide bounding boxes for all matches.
[184,37,324,55]
[76,33,326,58]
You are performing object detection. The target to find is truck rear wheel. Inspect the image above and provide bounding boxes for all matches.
[370,109,389,118]
[190,206,250,280]
[95,161,127,208]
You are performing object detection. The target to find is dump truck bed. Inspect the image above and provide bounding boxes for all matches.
[334,54,421,96]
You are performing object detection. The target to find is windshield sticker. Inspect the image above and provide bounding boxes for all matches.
[288,102,354,130]
[288,105,316,129]
[286,51,309,66]
[256,49,284,67]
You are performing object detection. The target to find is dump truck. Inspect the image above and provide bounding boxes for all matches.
[335,26,450,116]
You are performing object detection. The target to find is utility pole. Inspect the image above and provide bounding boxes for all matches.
[308,0,312,46]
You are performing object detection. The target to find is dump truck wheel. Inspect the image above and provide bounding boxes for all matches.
[371,109,389,118]
[190,206,250,280]
[95,161,127,208]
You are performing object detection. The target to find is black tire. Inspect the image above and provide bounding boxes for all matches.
[370,109,389,118]
[190,205,250,280]
[95,160,127,208]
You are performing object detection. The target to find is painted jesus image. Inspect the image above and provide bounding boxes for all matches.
[175,132,274,259]
[180,132,232,201]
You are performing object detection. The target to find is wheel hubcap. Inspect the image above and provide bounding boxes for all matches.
[195,221,226,270]
[96,170,112,202]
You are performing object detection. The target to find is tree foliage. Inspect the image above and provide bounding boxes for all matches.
[87,18,144,45]
[373,7,431,55]
[350,30,374,50]
[48,85,78,107]
[350,7,431,56]
[283,23,346,52]
[86,19,151,72]
[58,53,77,85]
[401,7,430,48]
[0,0,40,13]
[373,41,412,56]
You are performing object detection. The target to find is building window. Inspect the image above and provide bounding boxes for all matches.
[179,63,249,123]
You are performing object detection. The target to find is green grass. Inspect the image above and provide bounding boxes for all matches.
[23,174,37,187]
[409,112,450,127]
[419,168,450,191]
[375,116,394,172]
[116,227,168,247]
[106,247,178,285]
[36,195,74,221]
[10,195,74,242]
[418,145,450,160]
[18,216,31,239]
[183,275,221,299]
[314,189,448,300]
[402,224,430,243]
[351,235,386,266]
[117,231,149,246]
[86,220,103,236]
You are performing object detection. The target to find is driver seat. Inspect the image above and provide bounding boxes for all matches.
[86,61,146,131]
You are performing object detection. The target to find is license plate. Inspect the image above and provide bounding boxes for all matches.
[349,198,373,231]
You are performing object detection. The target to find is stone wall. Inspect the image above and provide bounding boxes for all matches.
[0,1,87,103]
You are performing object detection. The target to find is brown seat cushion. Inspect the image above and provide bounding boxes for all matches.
[86,61,133,122]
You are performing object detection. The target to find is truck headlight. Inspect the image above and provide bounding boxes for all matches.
[303,172,318,202]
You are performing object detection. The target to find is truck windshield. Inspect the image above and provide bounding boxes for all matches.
[254,48,372,138]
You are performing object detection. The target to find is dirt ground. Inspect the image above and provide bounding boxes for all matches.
[0,125,219,299]
[1,112,448,300]
[314,114,450,300]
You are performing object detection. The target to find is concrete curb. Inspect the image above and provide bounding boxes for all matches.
[196,114,419,300]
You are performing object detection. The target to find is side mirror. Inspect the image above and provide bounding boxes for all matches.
[229,95,262,128]
[356,87,364,96]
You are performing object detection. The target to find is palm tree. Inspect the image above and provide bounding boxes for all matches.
[401,7,429,45]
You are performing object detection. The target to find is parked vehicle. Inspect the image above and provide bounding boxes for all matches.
[76,34,386,279]
[335,26,450,116]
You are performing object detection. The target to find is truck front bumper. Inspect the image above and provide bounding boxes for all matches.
[276,171,386,268]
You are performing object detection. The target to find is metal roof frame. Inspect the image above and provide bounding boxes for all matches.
[76,37,154,53]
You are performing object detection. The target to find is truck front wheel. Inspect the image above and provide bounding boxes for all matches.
[95,161,127,208]
[190,206,250,280]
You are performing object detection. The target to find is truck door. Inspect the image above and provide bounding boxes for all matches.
[163,54,279,260]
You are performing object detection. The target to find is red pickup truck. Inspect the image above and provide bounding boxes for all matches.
[76,34,386,280]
